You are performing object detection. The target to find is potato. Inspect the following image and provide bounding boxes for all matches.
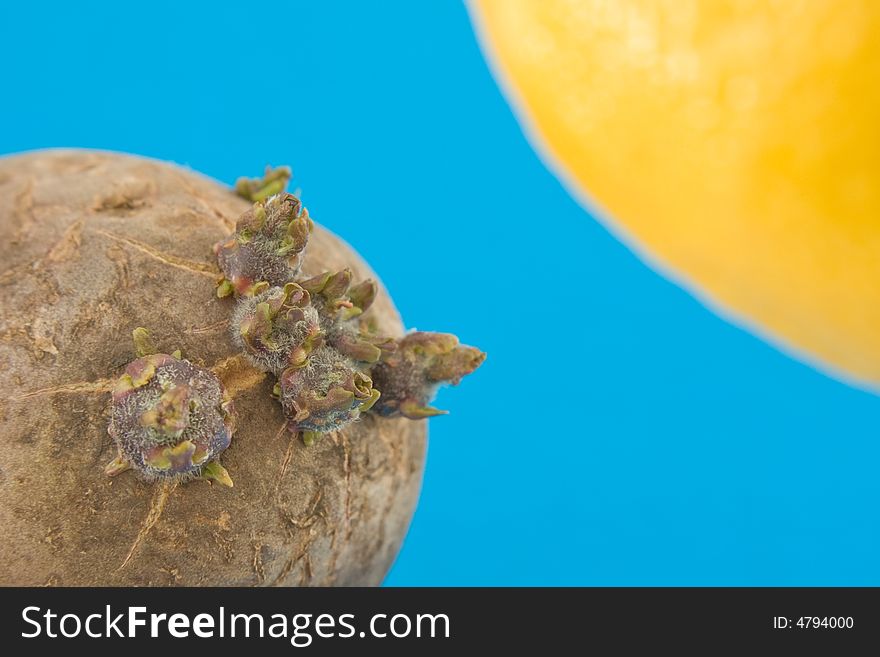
[0,150,426,585]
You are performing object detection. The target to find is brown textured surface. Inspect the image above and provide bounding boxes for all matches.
[0,150,426,586]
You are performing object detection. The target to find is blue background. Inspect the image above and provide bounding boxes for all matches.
[2,1,879,585]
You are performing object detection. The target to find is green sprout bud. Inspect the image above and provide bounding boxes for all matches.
[215,192,314,296]
[369,332,485,419]
[234,165,292,202]
[279,346,377,433]
[231,283,322,375]
[107,330,236,485]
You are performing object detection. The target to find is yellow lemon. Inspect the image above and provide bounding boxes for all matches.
[470,0,880,386]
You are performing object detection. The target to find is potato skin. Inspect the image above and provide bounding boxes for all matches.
[0,150,426,586]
